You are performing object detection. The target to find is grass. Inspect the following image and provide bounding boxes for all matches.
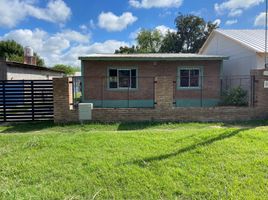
[0,121,268,199]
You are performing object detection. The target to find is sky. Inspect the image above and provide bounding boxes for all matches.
[0,0,266,67]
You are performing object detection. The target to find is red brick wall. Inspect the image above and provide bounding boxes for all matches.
[53,77,78,123]
[53,67,268,123]
[83,60,221,101]
[92,107,268,122]
[251,69,268,108]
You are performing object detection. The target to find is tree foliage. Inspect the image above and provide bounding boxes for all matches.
[115,45,137,54]
[136,29,163,53]
[115,29,163,54]
[0,40,45,66]
[175,13,218,53]
[34,53,45,67]
[0,40,24,59]
[159,31,182,53]
[52,64,78,75]
[115,14,218,54]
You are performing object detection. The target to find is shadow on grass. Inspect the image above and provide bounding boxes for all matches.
[1,119,266,134]
[117,120,268,131]
[126,128,248,167]
[0,121,55,134]
[222,120,268,128]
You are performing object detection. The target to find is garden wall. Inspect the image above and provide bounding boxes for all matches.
[53,69,268,123]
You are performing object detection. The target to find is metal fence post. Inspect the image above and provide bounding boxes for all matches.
[200,75,203,107]
[173,78,176,107]
[102,77,104,108]
[128,77,130,108]
[153,77,156,108]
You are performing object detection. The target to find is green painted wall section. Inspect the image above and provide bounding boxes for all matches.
[176,99,220,107]
[83,99,219,108]
[83,99,155,108]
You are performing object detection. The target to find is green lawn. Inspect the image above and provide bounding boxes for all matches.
[0,121,268,200]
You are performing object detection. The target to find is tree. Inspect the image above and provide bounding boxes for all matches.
[115,14,218,54]
[136,29,163,53]
[0,40,24,59]
[159,31,182,53]
[114,29,163,54]
[34,53,45,67]
[52,64,78,75]
[174,13,218,53]
[0,40,45,66]
[115,45,137,54]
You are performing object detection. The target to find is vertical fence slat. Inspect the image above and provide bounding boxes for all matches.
[3,81,6,122]
[31,80,34,121]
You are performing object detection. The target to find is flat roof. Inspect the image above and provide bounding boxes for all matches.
[79,53,228,61]
[4,61,64,74]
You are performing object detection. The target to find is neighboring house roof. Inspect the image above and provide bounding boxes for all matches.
[200,29,266,54]
[79,53,228,61]
[4,61,64,74]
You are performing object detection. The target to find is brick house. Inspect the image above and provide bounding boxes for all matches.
[79,54,227,108]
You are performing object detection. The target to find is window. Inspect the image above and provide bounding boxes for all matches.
[108,68,137,89]
[179,68,201,88]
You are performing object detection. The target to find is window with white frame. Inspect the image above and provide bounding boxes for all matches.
[178,68,201,88]
[108,68,137,89]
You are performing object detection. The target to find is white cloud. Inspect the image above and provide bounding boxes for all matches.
[228,9,243,17]
[56,30,90,43]
[79,24,88,31]
[98,12,137,32]
[213,19,222,26]
[0,28,92,66]
[129,0,183,8]
[225,19,238,25]
[61,40,130,66]
[254,12,267,26]
[155,25,176,35]
[190,8,208,17]
[0,29,128,66]
[215,0,264,16]
[0,0,71,28]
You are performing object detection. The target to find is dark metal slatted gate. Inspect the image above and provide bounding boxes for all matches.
[0,80,53,122]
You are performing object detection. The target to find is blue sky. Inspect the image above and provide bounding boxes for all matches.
[0,0,266,66]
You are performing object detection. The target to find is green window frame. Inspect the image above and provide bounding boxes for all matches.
[177,67,203,89]
[108,68,138,90]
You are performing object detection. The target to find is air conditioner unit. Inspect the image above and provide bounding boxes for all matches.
[79,103,93,121]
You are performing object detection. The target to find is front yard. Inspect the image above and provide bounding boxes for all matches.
[0,121,267,199]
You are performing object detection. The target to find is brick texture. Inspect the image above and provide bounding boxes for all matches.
[83,60,221,101]
[53,77,78,123]
[53,68,268,123]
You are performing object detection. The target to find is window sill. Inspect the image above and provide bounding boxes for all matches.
[177,87,202,90]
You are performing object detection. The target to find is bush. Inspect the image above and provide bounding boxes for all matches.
[220,86,248,106]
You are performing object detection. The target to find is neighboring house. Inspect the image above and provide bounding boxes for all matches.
[0,59,64,80]
[199,29,266,76]
[79,54,227,108]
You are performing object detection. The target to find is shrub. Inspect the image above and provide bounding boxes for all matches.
[220,86,248,106]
